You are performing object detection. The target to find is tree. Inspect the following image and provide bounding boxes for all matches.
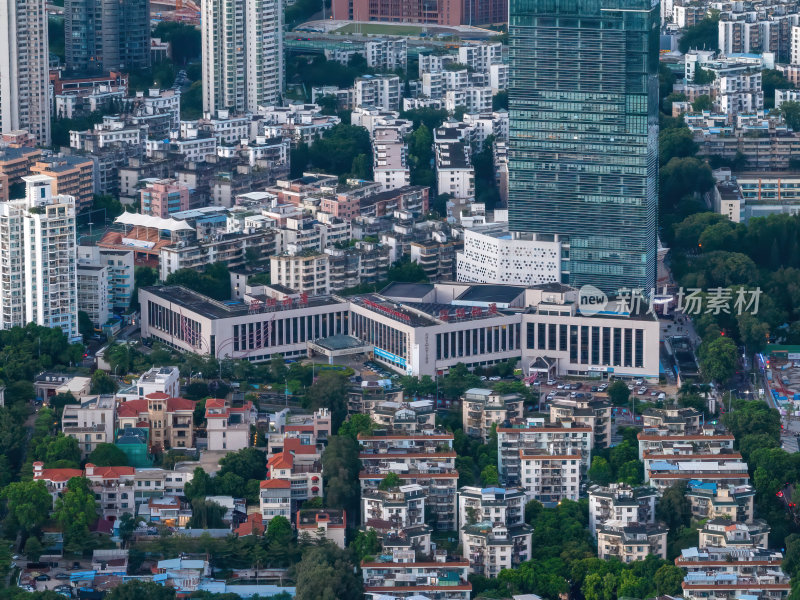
[152,21,201,65]
[321,436,360,519]
[379,472,402,490]
[24,535,43,561]
[304,372,349,432]
[188,498,227,529]
[656,482,691,534]
[181,81,203,120]
[350,529,380,561]
[45,434,81,467]
[781,100,800,131]
[492,90,508,110]
[78,310,95,339]
[183,466,214,500]
[481,465,500,486]
[692,94,713,112]
[90,369,118,395]
[606,380,631,406]
[338,414,375,441]
[693,65,716,85]
[165,263,231,301]
[106,580,177,600]
[654,564,685,595]
[698,334,738,385]
[763,69,793,108]
[678,15,720,53]
[659,126,698,166]
[295,543,362,600]
[387,257,428,283]
[54,477,98,555]
[308,124,372,179]
[87,443,129,467]
[660,157,715,208]
[588,456,613,485]
[117,512,139,544]
[218,447,267,482]
[270,353,287,382]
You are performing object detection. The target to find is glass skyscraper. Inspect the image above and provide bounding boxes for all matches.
[507,0,659,294]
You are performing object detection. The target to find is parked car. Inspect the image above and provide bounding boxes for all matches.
[489,376,501,381]
[55,573,70,580]
[35,574,50,581]
[546,379,557,386]
[650,391,659,397]
[638,387,647,395]
[557,383,566,389]
[480,376,487,381]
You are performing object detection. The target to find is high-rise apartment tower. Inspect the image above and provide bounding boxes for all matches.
[0,0,51,145]
[202,0,283,114]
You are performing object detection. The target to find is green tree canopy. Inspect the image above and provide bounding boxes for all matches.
[87,443,129,467]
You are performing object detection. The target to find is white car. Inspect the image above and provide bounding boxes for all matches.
[546,379,557,386]
[635,379,644,386]
[489,376,501,381]
[557,383,566,389]
[598,384,608,392]
[547,392,556,400]
[638,387,647,395]
[480,376,487,381]
[650,391,659,397]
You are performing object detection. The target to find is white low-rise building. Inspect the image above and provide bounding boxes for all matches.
[588,483,658,537]
[457,225,561,286]
[205,398,254,451]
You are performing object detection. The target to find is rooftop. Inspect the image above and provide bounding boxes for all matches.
[142,285,345,320]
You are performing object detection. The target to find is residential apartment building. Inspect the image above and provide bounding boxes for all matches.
[641,407,702,435]
[266,447,323,508]
[30,156,94,213]
[77,263,110,328]
[138,366,181,398]
[686,480,755,522]
[497,419,593,487]
[549,394,613,449]
[297,509,346,548]
[0,146,41,186]
[259,479,292,524]
[596,522,668,562]
[0,0,51,145]
[140,179,190,218]
[0,176,78,339]
[368,398,436,434]
[588,483,658,537]
[677,546,791,600]
[638,427,749,490]
[354,75,401,112]
[373,126,410,191]
[61,395,117,457]
[461,388,524,442]
[362,484,426,530]
[436,141,474,199]
[699,517,770,549]
[201,0,283,113]
[77,246,134,314]
[520,449,582,503]
[270,253,330,296]
[116,393,196,451]
[64,0,151,72]
[359,431,458,530]
[361,550,472,600]
[205,398,253,451]
[333,0,505,25]
[457,486,531,577]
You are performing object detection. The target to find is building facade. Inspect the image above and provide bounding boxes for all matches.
[64,0,151,73]
[0,0,51,145]
[507,0,659,293]
[201,0,283,114]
